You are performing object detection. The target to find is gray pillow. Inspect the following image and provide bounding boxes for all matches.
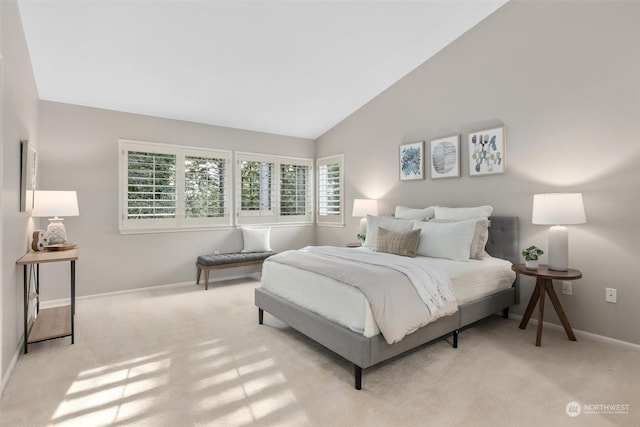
[375,227,421,258]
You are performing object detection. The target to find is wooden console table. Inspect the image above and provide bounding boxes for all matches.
[512,264,582,346]
[17,248,78,354]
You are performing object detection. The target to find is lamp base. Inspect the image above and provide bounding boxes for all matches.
[548,225,568,271]
[46,217,67,245]
[359,217,367,234]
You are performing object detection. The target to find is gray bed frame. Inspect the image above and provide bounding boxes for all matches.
[255,216,519,390]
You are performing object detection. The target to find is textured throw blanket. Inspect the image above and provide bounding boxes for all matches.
[267,247,458,344]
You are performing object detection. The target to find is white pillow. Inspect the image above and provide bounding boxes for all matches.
[434,205,493,220]
[431,218,490,259]
[412,220,477,261]
[394,205,437,220]
[363,215,415,249]
[241,227,272,252]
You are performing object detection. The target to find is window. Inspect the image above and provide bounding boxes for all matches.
[317,154,344,225]
[236,152,313,225]
[280,163,310,216]
[120,139,231,232]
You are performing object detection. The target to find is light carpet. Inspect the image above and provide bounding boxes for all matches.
[1,278,638,426]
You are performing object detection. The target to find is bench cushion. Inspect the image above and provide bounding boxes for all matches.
[197,251,274,267]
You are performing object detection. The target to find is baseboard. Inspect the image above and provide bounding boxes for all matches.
[1,340,23,398]
[509,314,640,351]
[40,272,262,309]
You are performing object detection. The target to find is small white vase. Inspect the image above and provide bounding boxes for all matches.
[525,259,539,270]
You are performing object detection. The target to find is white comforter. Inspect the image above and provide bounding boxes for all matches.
[266,246,458,344]
[305,246,456,313]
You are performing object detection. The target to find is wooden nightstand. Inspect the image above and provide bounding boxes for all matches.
[512,264,582,346]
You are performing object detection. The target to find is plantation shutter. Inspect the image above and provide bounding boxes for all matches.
[123,145,179,229]
[120,140,231,232]
[127,151,177,219]
[182,148,231,226]
[317,154,344,225]
[279,162,312,223]
[236,152,313,225]
[237,153,276,224]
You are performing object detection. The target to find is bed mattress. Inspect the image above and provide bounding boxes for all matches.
[260,249,515,338]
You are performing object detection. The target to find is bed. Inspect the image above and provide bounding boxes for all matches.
[255,216,519,390]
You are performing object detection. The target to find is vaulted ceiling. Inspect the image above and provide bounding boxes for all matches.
[18,0,508,139]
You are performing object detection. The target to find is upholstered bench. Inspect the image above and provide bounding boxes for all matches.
[196,251,274,290]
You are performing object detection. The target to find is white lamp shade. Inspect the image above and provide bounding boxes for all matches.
[532,193,586,225]
[32,191,79,218]
[352,199,378,217]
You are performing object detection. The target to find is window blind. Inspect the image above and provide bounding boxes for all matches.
[127,151,177,219]
[317,154,344,225]
[280,164,310,216]
[120,139,232,232]
[184,155,227,218]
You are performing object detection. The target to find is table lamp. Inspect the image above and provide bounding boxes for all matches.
[32,191,79,244]
[352,199,378,234]
[532,193,586,271]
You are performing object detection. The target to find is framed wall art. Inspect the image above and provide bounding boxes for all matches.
[399,141,424,181]
[20,139,37,212]
[430,134,460,179]
[468,126,506,176]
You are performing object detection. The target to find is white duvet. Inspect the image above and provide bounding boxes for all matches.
[260,247,515,338]
[267,247,458,344]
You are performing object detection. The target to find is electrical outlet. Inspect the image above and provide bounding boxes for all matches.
[606,288,617,303]
[562,281,572,295]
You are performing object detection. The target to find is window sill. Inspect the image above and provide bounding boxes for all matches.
[119,222,314,234]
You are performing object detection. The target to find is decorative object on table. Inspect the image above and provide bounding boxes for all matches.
[32,191,80,245]
[522,245,544,270]
[352,199,378,241]
[430,134,460,179]
[45,243,79,251]
[399,141,424,180]
[30,230,48,251]
[468,126,506,176]
[19,140,37,212]
[532,193,586,271]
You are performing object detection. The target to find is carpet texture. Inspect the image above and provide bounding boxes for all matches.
[1,278,638,426]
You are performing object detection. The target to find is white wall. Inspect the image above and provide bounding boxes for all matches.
[36,101,316,299]
[1,0,39,390]
[316,0,640,344]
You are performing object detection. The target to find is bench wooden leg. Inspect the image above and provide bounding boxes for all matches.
[204,270,210,291]
[196,267,201,285]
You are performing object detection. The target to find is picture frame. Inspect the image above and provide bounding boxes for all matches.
[399,141,424,181]
[468,126,506,176]
[430,134,460,179]
[20,140,37,212]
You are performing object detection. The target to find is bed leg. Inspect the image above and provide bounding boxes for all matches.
[258,308,264,325]
[453,330,459,349]
[502,307,509,319]
[354,365,362,390]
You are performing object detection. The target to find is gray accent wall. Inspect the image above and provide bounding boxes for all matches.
[316,1,640,344]
[1,0,40,389]
[35,101,316,301]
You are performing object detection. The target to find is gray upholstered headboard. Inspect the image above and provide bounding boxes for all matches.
[485,216,519,266]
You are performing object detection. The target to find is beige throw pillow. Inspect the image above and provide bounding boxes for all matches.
[375,227,421,258]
